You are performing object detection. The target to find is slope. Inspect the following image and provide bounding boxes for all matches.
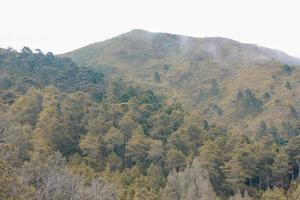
[62,29,300,138]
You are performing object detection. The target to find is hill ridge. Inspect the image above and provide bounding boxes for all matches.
[62,29,300,65]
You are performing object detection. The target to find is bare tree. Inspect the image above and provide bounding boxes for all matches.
[163,158,216,200]
[76,177,117,200]
[21,152,118,200]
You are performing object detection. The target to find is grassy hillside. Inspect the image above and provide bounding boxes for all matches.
[63,29,300,139]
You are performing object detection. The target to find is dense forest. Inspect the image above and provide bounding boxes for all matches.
[1,47,300,200]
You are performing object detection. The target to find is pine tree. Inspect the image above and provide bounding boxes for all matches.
[146,163,164,192]
[126,127,149,166]
[222,156,247,193]
[272,152,290,188]
[165,149,186,171]
[80,132,106,169]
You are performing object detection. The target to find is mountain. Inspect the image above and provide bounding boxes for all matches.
[63,29,300,66]
[62,29,300,138]
[2,32,300,200]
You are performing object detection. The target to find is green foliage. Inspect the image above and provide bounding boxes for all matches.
[285,81,292,89]
[2,75,300,199]
[154,71,161,81]
[0,75,13,89]
[236,89,263,116]
[256,121,268,139]
[106,152,123,171]
[210,79,220,96]
[282,64,293,75]
[0,47,105,102]
[166,149,186,171]
[146,163,164,192]
[1,44,300,199]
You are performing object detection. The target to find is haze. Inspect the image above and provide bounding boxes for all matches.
[1,0,299,57]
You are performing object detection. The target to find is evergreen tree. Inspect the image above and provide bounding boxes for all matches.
[222,156,247,193]
[147,163,164,192]
[210,79,220,96]
[80,132,106,169]
[272,152,290,188]
[166,149,186,171]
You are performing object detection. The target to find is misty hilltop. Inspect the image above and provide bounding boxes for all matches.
[63,29,300,66]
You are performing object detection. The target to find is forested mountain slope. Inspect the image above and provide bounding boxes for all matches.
[1,36,300,199]
[63,29,300,142]
[0,47,105,103]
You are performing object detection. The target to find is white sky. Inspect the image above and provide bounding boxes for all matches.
[0,0,300,57]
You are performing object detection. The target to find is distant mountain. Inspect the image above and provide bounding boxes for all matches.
[62,29,300,137]
[63,29,300,66]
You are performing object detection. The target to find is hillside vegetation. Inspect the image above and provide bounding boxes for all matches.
[63,29,300,141]
[1,31,300,200]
